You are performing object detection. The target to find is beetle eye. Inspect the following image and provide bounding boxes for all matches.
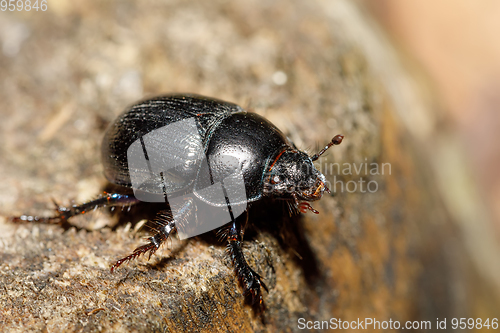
[271,175,280,184]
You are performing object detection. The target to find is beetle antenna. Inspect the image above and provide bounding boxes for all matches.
[311,134,344,161]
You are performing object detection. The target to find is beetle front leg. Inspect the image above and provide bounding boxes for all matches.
[226,219,268,306]
[292,193,319,214]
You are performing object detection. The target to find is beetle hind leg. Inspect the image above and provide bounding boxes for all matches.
[10,193,140,224]
[111,210,176,272]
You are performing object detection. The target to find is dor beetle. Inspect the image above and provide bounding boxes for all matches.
[12,94,343,306]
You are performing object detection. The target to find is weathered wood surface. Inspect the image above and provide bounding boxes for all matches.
[0,1,490,332]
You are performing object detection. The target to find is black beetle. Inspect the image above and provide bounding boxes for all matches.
[12,94,343,306]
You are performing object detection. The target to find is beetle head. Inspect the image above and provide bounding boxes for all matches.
[264,134,343,214]
[264,150,327,202]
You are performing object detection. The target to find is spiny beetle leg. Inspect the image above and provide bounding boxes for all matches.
[111,211,176,272]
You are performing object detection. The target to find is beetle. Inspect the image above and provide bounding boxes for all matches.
[12,94,343,306]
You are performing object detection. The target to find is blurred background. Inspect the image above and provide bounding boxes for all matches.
[362,0,500,305]
[364,0,500,231]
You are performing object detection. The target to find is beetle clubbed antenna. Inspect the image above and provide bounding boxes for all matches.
[311,134,344,161]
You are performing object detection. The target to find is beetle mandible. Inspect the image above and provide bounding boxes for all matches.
[12,94,343,306]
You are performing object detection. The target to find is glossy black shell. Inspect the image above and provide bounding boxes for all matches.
[102,94,293,202]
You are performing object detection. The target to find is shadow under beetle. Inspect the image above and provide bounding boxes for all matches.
[12,94,343,307]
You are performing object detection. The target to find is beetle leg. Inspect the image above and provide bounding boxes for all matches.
[298,202,319,214]
[226,218,268,307]
[291,193,319,214]
[111,210,176,272]
[10,192,140,224]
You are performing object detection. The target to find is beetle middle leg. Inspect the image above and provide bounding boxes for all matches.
[10,193,140,224]
[110,210,177,272]
[109,198,198,272]
[226,215,268,306]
